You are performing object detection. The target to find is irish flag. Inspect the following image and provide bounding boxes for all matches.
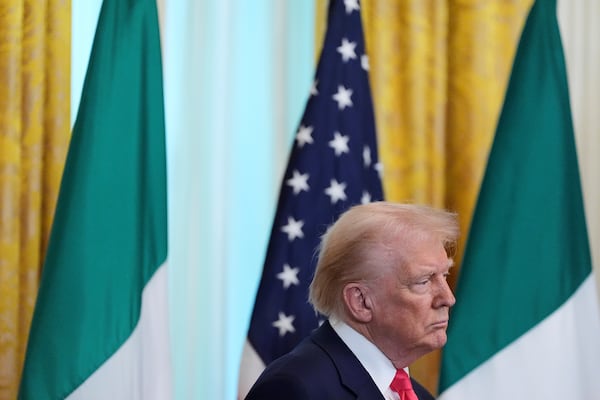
[19,0,172,398]
[438,0,600,398]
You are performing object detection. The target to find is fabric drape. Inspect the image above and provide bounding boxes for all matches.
[0,1,71,399]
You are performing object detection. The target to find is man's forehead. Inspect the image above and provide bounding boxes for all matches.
[404,257,454,275]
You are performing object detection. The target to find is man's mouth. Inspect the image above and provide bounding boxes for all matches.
[430,320,449,329]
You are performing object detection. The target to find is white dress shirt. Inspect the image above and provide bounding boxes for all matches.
[330,319,409,400]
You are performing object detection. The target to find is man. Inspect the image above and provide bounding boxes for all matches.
[245,202,459,400]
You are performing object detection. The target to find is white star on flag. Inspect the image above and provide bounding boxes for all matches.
[286,170,310,195]
[344,0,360,14]
[276,264,300,289]
[337,38,357,62]
[296,125,314,148]
[332,85,353,110]
[310,80,319,96]
[329,132,350,156]
[324,179,347,204]
[361,54,369,70]
[375,162,384,179]
[281,217,304,241]
[363,145,372,167]
[272,312,296,337]
[361,191,372,204]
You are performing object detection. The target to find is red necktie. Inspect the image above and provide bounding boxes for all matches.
[389,369,418,400]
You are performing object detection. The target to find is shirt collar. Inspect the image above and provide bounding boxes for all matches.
[330,319,397,396]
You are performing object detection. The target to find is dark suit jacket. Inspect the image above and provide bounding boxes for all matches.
[245,321,434,400]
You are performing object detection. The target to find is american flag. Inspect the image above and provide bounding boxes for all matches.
[238,0,383,396]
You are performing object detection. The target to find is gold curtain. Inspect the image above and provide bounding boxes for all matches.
[317,0,532,394]
[0,1,71,398]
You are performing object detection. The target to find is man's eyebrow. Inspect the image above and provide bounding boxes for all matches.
[422,260,454,270]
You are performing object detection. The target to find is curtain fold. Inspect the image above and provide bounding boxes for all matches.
[558,0,600,292]
[0,1,71,399]
[161,1,315,398]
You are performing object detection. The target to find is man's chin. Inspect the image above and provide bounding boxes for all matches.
[427,331,448,349]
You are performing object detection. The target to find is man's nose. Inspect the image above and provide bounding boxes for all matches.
[434,280,456,308]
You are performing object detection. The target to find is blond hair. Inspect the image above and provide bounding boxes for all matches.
[308,202,459,319]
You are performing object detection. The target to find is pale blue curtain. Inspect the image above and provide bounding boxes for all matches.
[162,1,316,399]
[72,1,316,399]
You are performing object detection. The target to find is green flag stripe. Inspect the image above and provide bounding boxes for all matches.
[19,0,167,398]
[439,0,591,391]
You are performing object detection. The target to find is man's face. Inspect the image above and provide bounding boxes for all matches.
[366,234,456,367]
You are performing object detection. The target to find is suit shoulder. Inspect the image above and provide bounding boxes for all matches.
[245,338,350,400]
[245,373,310,400]
[411,378,435,400]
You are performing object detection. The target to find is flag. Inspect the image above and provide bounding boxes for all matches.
[438,0,600,398]
[19,0,172,398]
[238,0,383,397]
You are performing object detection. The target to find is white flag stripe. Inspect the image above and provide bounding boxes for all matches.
[67,263,172,399]
[439,275,600,399]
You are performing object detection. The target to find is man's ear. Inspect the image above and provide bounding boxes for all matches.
[342,283,373,323]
